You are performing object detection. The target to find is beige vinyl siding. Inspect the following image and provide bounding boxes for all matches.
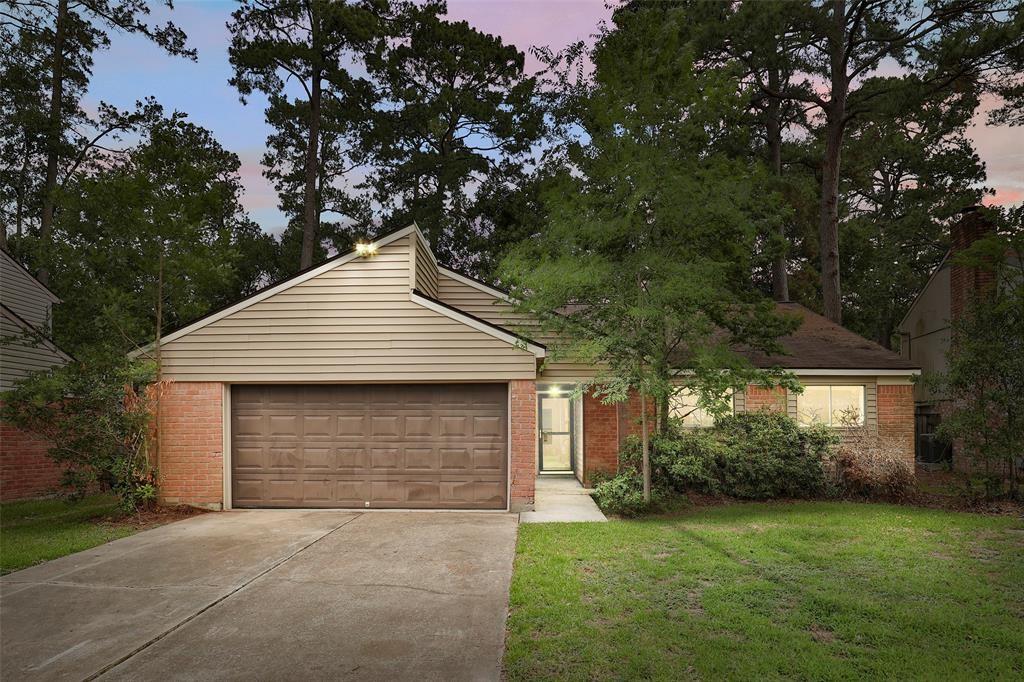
[157,239,537,382]
[1,251,57,332]
[436,270,601,380]
[1,312,67,391]
[413,233,439,298]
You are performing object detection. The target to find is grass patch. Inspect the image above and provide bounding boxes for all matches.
[505,501,1024,680]
[1,495,137,574]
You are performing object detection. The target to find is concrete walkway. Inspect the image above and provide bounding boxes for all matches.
[1,510,518,681]
[519,475,607,523]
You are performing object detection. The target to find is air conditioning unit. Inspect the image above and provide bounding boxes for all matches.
[917,433,951,469]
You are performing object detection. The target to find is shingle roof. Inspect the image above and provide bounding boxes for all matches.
[739,302,919,370]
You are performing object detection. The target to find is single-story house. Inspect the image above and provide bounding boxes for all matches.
[139,224,919,511]
[0,248,73,500]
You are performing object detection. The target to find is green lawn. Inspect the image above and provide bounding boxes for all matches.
[0,495,138,574]
[506,502,1024,680]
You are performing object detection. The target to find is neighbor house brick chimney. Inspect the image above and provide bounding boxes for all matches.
[949,207,996,323]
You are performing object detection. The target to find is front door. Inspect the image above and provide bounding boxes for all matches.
[539,394,573,472]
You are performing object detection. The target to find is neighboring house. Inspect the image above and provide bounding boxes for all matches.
[897,207,1019,466]
[138,224,919,511]
[0,249,73,500]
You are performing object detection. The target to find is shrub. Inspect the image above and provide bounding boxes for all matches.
[830,427,914,499]
[1,353,162,512]
[617,412,837,500]
[712,413,836,499]
[592,469,663,516]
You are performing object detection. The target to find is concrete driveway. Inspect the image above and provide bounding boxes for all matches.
[1,511,518,681]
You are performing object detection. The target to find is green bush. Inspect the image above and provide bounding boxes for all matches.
[615,412,838,501]
[1,353,161,512]
[592,469,662,517]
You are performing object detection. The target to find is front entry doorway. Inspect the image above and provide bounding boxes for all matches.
[539,392,574,473]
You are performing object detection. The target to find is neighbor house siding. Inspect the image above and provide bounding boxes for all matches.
[0,311,68,392]
[0,251,58,332]
[899,262,951,404]
[156,240,537,382]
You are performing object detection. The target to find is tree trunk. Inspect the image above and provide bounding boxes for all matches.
[38,0,68,286]
[640,392,651,503]
[767,67,789,302]
[300,70,322,270]
[818,0,848,325]
[154,244,164,476]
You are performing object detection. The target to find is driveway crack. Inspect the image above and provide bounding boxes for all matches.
[83,513,364,681]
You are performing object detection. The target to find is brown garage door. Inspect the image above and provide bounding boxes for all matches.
[230,384,508,509]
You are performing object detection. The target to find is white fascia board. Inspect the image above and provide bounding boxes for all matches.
[789,368,921,376]
[669,367,920,377]
[131,224,418,357]
[410,291,545,358]
[436,266,514,303]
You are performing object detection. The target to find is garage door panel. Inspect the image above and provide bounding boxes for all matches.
[231,384,508,509]
[405,447,438,470]
[233,447,264,470]
[336,447,368,469]
[302,447,333,469]
[371,415,400,437]
[268,447,301,470]
[370,447,399,469]
[337,415,365,437]
[440,447,470,470]
[473,415,502,438]
[404,415,434,437]
[472,448,504,471]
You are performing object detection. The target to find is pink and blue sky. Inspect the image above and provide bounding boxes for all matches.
[86,0,1022,234]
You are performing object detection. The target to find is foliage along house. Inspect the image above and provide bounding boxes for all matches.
[137,224,919,511]
[0,249,73,500]
[897,207,1020,468]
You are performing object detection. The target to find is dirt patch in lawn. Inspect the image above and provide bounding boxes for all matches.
[98,504,208,531]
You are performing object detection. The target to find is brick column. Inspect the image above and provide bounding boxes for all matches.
[583,391,618,484]
[158,382,224,509]
[744,385,787,413]
[509,380,537,511]
[877,384,915,471]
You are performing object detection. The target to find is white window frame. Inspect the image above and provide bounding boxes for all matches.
[796,384,865,427]
[670,388,733,428]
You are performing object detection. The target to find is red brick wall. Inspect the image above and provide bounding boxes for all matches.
[583,391,618,483]
[157,382,223,509]
[509,379,537,511]
[0,419,65,500]
[877,384,915,469]
[950,209,996,323]
[744,385,787,412]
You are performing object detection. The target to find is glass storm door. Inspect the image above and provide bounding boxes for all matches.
[539,395,573,472]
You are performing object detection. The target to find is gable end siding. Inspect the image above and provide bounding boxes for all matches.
[436,271,598,380]
[157,239,537,382]
[0,252,56,331]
